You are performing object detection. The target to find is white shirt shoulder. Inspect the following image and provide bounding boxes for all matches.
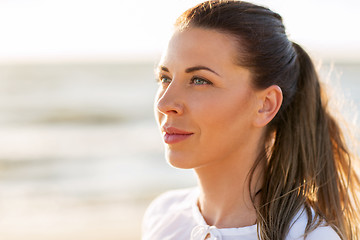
[142,187,341,240]
[287,208,340,240]
[142,187,198,240]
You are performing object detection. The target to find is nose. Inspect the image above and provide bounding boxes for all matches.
[155,82,184,116]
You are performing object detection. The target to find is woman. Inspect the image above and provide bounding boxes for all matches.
[142,1,360,239]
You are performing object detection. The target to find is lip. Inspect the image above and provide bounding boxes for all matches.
[162,126,194,144]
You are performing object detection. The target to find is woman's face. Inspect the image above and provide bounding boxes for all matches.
[155,27,260,169]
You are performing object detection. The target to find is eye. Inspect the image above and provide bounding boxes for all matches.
[191,76,212,85]
[158,75,172,84]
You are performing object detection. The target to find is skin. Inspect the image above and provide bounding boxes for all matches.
[154,27,282,228]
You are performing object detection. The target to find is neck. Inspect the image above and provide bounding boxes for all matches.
[194,142,264,228]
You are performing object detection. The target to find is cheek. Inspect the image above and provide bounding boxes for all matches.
[194,90,256,148]
[197,90,255,128]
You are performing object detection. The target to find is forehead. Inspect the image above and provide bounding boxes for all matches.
[160,27,239,72]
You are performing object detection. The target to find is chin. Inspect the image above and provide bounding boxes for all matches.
[166,152,196,169]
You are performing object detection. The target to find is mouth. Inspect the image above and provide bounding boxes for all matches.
[162,126,194,144]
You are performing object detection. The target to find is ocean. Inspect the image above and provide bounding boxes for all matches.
[0,61,358,239]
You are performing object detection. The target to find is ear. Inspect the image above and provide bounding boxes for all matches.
[253,85,283,128]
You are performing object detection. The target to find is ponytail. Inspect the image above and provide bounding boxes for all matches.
[258,43,360,240]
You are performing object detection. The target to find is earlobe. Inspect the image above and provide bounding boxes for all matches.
[254,85,283,127]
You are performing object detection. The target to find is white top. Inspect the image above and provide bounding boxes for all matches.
[142,187,340,240]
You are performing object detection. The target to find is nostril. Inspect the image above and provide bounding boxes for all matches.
[168,109,179,114]
[156,100,183,115]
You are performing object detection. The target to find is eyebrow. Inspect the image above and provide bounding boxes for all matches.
[160,66,170,72]
[185,66,220,76]
[159,65,220,76]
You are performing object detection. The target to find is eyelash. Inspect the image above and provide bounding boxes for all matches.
[157,75,213,86]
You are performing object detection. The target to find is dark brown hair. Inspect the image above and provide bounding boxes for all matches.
[175,1,360,239]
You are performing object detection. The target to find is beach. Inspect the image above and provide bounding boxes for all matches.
[0,61,358,239]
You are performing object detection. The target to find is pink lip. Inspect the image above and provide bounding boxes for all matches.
[162,127,193,144]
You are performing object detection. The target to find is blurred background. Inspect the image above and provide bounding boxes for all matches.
[0,0,359,239]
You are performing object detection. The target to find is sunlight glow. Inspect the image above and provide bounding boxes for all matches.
[0,0,359,62]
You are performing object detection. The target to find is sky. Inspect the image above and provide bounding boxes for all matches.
[0,0,359,63]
